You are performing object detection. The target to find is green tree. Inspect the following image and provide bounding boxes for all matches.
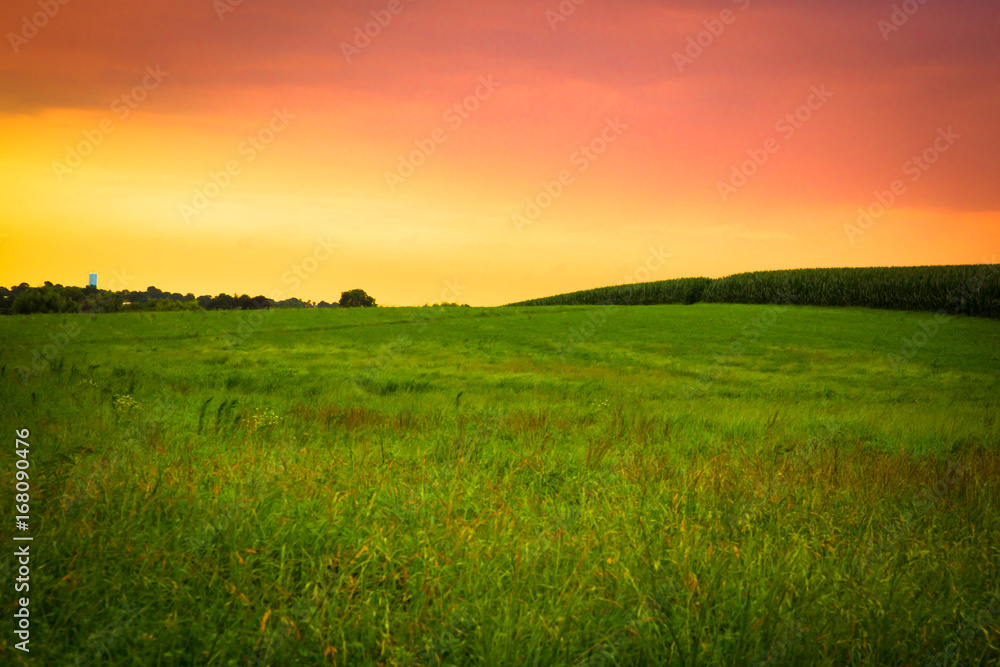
[210,293,236,310]
[339,289,377,308]
[11,286,70,314]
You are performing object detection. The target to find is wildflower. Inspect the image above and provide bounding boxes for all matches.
[113,394,141,413]
[245,409,280,431]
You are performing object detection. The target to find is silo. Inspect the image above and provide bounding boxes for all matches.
[89,273,97,288]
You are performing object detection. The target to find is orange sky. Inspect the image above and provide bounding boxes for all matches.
[1,0,998,305]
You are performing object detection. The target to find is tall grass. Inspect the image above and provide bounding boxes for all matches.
[0,304,998,664]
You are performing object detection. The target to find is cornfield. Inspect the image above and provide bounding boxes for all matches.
[510,277,711,307]
[509,265,1000,318]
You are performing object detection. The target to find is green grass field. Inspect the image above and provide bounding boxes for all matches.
[2,304,999,665]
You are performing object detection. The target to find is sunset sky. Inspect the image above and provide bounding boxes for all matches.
[1,0,998,306]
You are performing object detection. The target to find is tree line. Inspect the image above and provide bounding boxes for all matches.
[0,283,379,315]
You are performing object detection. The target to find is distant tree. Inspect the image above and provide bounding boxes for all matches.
[76,287,122,313]
[1,281,389,314]
[11,287,70,314]
[121,298,201,312]
[211,293,236,310]
[339,289,376,308]
[124,290,146,304]
[153,299,202,312]
[61,286,88,310]
[276,297,309,309]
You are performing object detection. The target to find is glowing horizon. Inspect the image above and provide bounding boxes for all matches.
[2,0,998,306]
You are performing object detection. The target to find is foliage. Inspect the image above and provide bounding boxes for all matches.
[121,298,204,312]
[3,284,315,315]
[340,288,377,308]
[700,265,1000,317]
[10,286,73,314]
[510,277,712,307]
[510,265,1000,318]
[8,285,126,314]
[274,297,311,309]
